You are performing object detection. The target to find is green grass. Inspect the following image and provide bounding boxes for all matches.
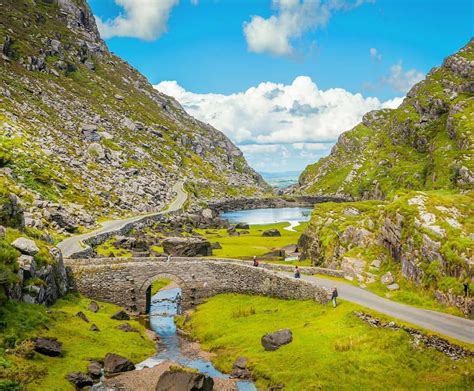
[0,294,155,390]
[151,278,172,295]
[181,294,474,390]
[95,237,133,258]
[195,222,307,259]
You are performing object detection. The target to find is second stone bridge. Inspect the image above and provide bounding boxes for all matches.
[65,257,330,313]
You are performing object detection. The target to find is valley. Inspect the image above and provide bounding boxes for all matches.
[0,0,473,390]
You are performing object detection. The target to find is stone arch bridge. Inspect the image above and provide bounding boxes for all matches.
[65,257,329,313]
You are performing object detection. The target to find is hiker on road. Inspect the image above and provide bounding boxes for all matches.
[331,287,338,308]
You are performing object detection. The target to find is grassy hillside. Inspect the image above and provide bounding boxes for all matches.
[0,0,268,234]
[297,40,473,199]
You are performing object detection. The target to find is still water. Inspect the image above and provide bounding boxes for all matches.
[138,287,256,390]
[222,207,313,230]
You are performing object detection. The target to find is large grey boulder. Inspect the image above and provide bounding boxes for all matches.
[104,353,135,375]
[34,337,62,357]
[262,229,281,237]
[155,369,214,391]
[66,372,94,389]
[11,237,39,255]
[261,329,293,351]
[162,237,212,257]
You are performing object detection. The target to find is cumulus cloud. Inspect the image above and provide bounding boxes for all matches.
[154,76,402,171]
[95,0,179,40]
[243,0,371,56]
[370,47,382,62]
[384,62,424,93]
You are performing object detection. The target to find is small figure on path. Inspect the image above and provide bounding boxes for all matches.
[294,266,301,279]
[330,287,338,308]
[253,256,259,267]
[464,281,470,297]
[176,292,182,315]
[167,255,171,263]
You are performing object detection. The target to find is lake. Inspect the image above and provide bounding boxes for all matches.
[221,207,313,227]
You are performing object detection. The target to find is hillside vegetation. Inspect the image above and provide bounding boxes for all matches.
[298,40,473,199]
[0,0,268,237]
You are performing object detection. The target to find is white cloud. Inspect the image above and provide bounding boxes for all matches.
[154,76,402,171]
[243,0,371,56]
[370,47,382,62]
[95,0,179,40]
[384,62,424,93]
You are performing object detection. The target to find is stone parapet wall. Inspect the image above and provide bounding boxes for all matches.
[66,257,330,313]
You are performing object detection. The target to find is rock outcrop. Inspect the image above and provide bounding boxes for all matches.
[261,329,293,351]
[162,237,212,257]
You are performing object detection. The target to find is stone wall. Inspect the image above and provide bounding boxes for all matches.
[208,196,350,214]
[66,257,330,313]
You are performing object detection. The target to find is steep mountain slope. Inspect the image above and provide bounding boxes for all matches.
[0,0,268,235]
[295,40,473,315]
[297,40,473,198]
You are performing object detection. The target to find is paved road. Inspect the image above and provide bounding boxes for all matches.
[58,181,187,258]
[277,270,474,344]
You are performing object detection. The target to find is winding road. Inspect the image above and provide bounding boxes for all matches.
[60,183,473,344]
[58,181,187,258]
[276,270,473,344]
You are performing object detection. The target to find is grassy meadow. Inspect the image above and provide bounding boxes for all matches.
[195,222,307,259]
[0,294,155,390]
[179,294,474,390]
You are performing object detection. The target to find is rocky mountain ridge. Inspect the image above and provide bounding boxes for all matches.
[296,39,473,198]
[0,0,268,237]
[295,40,473,314]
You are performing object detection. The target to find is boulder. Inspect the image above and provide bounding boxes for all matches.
[11,237,39,255]
[231,357,251,379]
[387,283,400,291]
[66,372,93,389]
[88,301,99,313]
[111,310,130,321]
[34,337,62,357]
[261,329,292,351]
[235,223,250,229]
[76,311,89,323]
[201,208,213,219]
[262,229,281,237]
[116,323,139,333]
[162,237,212,257]
[381,272,395,285]
[104,353,135,375]
[88,361,103,379]
[155,369,214,391]
[90,324,100,332]
[18,255,36,279]
[0,225,6,239]
[211,242,222,250]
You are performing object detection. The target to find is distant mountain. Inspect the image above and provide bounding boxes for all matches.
[260,171,301,188]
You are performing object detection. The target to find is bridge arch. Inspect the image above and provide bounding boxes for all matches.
[139,272,191,314]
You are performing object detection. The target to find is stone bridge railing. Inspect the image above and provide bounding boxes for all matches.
[65,257,330,313]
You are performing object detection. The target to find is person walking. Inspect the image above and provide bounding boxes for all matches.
[253,256,259,267]
[176,292,182,315]
[464,281,470,297]
[331,287,338,308]
[294,266,301,279]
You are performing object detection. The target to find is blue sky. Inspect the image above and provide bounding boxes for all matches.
[89,0,473,172]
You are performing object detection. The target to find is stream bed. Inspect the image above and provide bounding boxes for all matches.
[138,287,257,390]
